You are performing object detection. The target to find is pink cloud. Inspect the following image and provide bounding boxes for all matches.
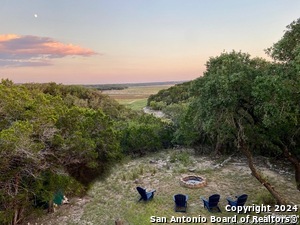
[0,34,97,67]
[0,34,19,42]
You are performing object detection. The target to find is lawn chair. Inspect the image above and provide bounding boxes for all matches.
[173,194,188,212]
[201,194,221,212]
[136,186,156,202]
[227,194,248,207]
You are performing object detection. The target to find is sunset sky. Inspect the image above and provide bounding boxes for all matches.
[0,0,299,84]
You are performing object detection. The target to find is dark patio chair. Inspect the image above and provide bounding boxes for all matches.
[201,194,221,212]
[227,194,248,207]
[136,186,156,202]
[173,194,188,212]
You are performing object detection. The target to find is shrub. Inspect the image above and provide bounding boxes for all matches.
[120,114,174,156]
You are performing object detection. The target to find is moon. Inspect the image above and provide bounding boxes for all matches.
[34,14,38,18]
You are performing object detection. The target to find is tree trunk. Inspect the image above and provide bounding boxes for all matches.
[13,208,19,225]
[282,145,300,191]
[213,137,223,156]
[239,139,287,205]
[295,165,300,191]
[12,174,20,225]
[48,200,54,213]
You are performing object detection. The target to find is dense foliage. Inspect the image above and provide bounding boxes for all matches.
[149,19,299,161]
[0,81,173,224]
[147,81,192,110]
[148,19,300,201]
[120,114,174,156]
[23,82,128,120]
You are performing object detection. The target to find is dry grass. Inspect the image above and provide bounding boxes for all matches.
[102,85,172,110]
[85,150,299,225]
[102,85,172,97]
[27,149,300,225]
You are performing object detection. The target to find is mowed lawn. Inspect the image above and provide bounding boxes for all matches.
[102,85,172,110]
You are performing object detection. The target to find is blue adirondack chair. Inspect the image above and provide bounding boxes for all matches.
[227,194,248,207]
[201,194,221,212]
[136,186,156,202]
[173,194,189,212]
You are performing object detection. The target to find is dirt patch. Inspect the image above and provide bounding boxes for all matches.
[24,197,92,225]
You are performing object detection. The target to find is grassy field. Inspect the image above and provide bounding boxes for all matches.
[29,149,300,225]
[102,85,173,110]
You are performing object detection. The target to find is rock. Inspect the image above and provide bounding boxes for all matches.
[134,179,141,184]
[213,165,221,169]
[188,168,196,172]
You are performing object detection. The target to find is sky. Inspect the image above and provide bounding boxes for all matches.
[0,0,299,84]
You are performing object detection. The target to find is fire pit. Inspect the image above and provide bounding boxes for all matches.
[180,175,207,189]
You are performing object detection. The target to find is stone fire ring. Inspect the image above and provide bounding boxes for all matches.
[180,175,207,189]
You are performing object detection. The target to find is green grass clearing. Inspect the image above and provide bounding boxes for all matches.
[116,98,148,111]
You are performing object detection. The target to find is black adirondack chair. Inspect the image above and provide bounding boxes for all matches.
[173,194,189,212]
[227,194,248,207]
[136,186,156,202]
[201,194,221,212]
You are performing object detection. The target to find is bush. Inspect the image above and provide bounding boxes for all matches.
[170,151,191,166]
[120,114,174,156]
[149,101,166,110]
